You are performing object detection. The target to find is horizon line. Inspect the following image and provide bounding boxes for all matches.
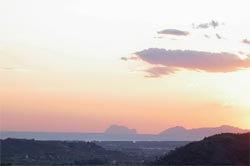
[1,124,249,135]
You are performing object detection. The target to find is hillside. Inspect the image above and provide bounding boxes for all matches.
[0,138,132,165]
[154,133,250,165]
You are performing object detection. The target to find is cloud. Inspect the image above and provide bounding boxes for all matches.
[154,36,164,39]
[196,23,210,29]
[242,39,250,45]
[121,56,138,61]
[210,20,219,28]
[144,66,177,78]
[216,33,222,39]
[238,51,245,55]
[204,34,210,38]
[134,48,250,76]
[157,29,189,36]
[194,20,220,29]
[121,57,128,61]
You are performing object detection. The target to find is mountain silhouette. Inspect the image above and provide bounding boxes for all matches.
[1,125,248,141]
[158,125,249,140]
[105,125,137,135]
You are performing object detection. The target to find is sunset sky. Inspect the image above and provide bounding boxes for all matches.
[1,0,250,134]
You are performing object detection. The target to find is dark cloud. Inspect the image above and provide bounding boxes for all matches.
[134,48,250,76]
[242,39,250,45]
[194,20,220,29]
[157,29,189,36]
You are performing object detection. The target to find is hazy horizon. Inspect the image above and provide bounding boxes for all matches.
[1,124,249,135]
[2,124,249,142]
[1,0,250,134]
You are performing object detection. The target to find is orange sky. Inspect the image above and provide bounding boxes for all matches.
[1,0,250,134]
[1,69,250,133]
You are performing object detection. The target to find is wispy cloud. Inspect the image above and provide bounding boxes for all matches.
[195,23,209,29]
[194,20,220,29]
[121,56,138,61]
[210,20,219,28]
[132,48,250,77]
[157,29,189,36]
[216,33,222,39]
[204,34,210,38]
[144,66,177,78]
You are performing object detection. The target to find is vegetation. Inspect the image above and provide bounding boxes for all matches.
[153,133,250,165]
[0,138,133,165]
[0,163,12,166]
[1,133,249,165]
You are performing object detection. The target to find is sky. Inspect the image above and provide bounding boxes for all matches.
[0,0,250,134]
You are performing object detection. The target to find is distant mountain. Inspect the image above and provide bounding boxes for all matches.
[158,125,250,140]
[1,125,248,141]
[105,125,137,135]
[0,138,131,165]
[154,132,250,165]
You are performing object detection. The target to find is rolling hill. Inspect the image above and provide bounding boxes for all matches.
[0,138,132,165]
[154,132,250,165]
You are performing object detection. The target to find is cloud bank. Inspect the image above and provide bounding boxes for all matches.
[157,29,189,36]
[134,48,250,77]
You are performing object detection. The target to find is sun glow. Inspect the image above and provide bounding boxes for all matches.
[218,70,250,110]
